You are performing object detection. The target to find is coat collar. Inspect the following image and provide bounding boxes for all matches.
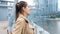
[19,14,34,28]
[19,14,29,23]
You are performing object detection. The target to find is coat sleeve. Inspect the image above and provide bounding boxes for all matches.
[12,18,26,34]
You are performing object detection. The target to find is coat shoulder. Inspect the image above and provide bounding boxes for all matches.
[16,17,25,22]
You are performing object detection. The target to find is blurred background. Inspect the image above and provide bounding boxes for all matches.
[0,0,60,34]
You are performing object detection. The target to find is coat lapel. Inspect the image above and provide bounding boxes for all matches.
[19,14,29,23]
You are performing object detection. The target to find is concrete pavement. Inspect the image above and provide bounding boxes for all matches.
[0,21,8,34]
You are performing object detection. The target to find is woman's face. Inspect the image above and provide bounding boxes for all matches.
[23,5,30,15]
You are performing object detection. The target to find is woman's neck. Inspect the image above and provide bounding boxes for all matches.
[20,12,27,17]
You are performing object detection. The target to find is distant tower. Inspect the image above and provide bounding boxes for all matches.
[43,0,58,16]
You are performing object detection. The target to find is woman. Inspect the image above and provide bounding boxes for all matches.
[12,1,34,34]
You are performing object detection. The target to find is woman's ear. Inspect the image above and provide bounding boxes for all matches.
[22,7,25,11]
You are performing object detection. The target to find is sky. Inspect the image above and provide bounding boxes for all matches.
[58,0,60,11]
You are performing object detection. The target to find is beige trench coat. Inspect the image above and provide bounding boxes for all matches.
[12,14,34,34]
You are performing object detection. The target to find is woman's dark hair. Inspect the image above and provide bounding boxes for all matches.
[15,1,27,21]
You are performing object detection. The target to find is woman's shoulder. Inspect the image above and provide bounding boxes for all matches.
[14,17,26,26]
